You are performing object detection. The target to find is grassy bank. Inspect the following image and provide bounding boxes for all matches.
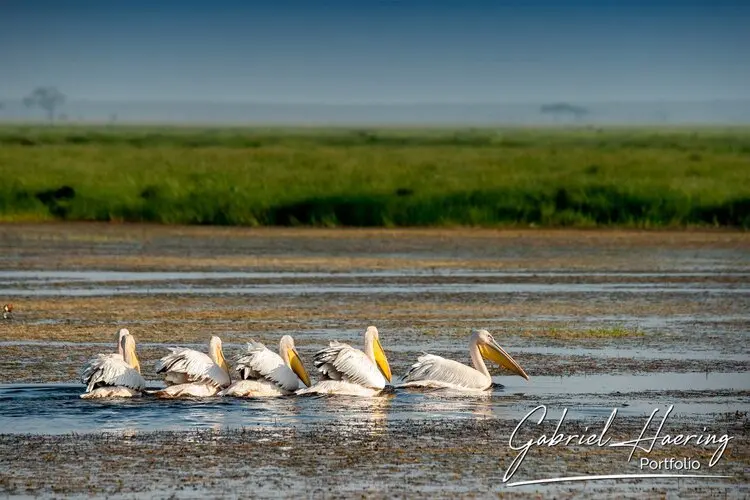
[1,125,748,227]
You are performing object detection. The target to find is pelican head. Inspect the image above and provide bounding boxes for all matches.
[115,328,130,355]
[209,335,231,379]
[279,335,311,387]
[472,329,529,380]
[120,334,141,373]
[364,326,392,382]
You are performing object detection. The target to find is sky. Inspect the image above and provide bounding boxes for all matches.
[1,0,748,104]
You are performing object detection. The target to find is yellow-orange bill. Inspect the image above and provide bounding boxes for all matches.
[374,338,392,382]
[479,342,530,380]
[289,348,311,387]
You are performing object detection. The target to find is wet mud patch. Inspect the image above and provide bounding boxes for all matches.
[0,416,747,498]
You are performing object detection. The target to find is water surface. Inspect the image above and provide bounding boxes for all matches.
[2,269,748,297]
[1,371,746,435]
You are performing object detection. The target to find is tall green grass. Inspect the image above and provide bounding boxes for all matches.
[1,125,748,227]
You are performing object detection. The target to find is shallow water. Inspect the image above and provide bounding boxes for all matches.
[1,371,746,435]
[4,283,749,297]
[2,270,749,281]
[2,269,748,297]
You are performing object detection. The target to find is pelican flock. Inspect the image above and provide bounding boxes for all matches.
[77,326,529,400]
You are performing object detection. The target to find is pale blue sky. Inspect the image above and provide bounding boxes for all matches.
[1,0,748,103]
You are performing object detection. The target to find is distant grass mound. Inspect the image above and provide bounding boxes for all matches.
[1,125,748,227]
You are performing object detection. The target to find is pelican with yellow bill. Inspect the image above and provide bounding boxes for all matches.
[220,335,311,397]
[154,335,232,398]
[297,326,392,397]
[80,331,146,399]
[399,329,529,391]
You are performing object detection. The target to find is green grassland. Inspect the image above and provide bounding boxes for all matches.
[1,125,748,227]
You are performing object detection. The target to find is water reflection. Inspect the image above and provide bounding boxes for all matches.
[0,372,747,435]
[313,393,394,437]
[395,388,496,420]
[235,396,306,430]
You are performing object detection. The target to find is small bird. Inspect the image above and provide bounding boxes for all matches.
[2,304,12,320]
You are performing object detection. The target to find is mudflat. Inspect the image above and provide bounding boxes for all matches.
[0,223,748,498]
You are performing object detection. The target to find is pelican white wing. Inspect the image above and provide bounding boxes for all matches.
[235,341,300,392]
[401,354,490,390]
[81,353,146,392]
[314,341,386,390]
[155,348,230,388]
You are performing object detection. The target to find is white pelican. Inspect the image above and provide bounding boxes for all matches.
[154,335,231,398]
[78,327,133,397]
[399,329,529,391]
[219,335,311,397]
[80,333,146,398]
[297,326,392,397]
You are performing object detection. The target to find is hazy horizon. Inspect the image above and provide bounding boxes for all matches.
[5,97,750,105]
[2,99,749,125]
[2,0,748,124]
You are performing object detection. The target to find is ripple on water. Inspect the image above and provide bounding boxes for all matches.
[0,371,747,435]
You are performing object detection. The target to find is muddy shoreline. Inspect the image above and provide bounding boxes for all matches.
[1,415,748,498]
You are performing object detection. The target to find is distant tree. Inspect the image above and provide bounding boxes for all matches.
[540,103,588,122]
[23,87,66,123]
